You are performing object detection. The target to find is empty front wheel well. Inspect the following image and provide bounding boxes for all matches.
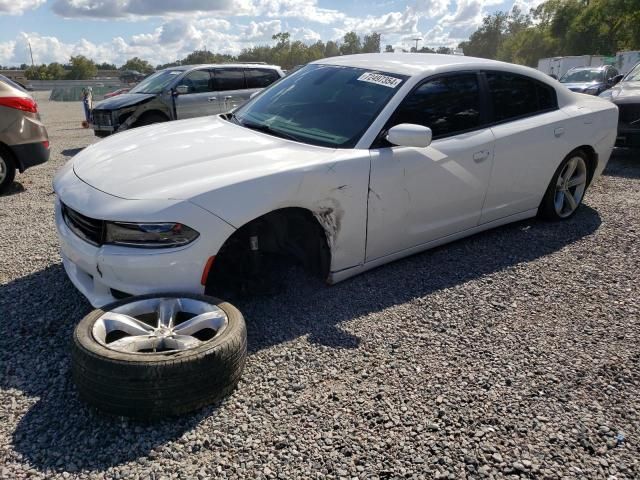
[205,207,331,294]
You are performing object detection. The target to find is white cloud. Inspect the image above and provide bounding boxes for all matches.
[0,0,45,15]
[51,0,237,18]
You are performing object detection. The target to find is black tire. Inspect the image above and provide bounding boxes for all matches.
[538,150,590,221]
[0,147,16,194]
[133,112,168,128]
[72,293,247,419]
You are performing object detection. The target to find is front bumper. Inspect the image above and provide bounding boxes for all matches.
[53,173,235,307]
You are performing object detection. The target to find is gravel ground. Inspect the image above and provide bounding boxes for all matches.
[1,95,639,480]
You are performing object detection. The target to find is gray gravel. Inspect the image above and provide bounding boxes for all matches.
[1,95,639,479]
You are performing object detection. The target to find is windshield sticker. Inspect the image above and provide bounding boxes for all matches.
[357,72,402,88]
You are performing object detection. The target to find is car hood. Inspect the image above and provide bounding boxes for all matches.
[607,81,640,103]
[561,82,603,91]
[93,92,156,110]
[72,116,337,200]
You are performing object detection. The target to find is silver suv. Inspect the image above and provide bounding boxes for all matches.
[91,64,285,137]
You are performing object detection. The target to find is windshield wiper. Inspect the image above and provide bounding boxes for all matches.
[240,120,303,143]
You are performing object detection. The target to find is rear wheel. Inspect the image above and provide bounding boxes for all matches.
[0,148,16,194]
[539,151,589,220]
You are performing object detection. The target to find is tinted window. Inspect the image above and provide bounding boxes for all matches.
[245,68,280,88]
[487,72,556,122]
[389,74,481,138]
[234,64,407,148]
[214,69,245,91]
[181,70,212,94]
[128,70,183,94]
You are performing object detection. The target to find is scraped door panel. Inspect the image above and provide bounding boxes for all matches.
[366,128,495,262]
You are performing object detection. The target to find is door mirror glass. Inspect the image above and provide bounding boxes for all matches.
[610,74,624,86]
[386,124,432,148]
[175,85,189,95]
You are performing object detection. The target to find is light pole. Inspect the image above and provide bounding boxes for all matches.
[412,37,422,52]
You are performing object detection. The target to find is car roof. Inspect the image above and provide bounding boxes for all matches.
[161,63,282,72]
[313,53,532,76]
[568,66,609,72]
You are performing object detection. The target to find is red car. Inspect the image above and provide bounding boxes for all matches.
[103,87,130,99]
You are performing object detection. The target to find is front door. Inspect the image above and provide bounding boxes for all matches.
[174,69,220,119]
[366,73,495,261]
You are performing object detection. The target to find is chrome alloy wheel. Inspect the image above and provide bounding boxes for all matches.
[92,297,229,354]
[554,155,587,218]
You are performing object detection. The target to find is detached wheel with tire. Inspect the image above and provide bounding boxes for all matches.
[539,150,590,220]
[72,293,247,419]
[0,147,16,194]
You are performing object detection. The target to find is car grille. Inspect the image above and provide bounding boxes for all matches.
[92,110,112,126]
[61,203,105,246]
[618,104,640,127]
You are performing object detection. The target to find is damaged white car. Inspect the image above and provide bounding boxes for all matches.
[54,53,618,307]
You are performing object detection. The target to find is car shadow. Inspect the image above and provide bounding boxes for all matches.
[2,206,601,473]
[61,147,84,157]
[0,181,25,197]
[604,150,640,179]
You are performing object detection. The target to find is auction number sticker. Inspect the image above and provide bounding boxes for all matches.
[357,72,402,88]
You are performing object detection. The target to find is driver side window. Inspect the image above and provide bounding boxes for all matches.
[181,70,213,94]
[388,73,481,139]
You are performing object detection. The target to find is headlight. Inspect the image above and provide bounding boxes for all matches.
[105,222,199,248]
[584,86,601,95]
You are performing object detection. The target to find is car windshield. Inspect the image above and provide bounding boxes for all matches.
[129,70,182,94]
[624,64,640,82]
[560,69,604,83]
[232,64,408,148]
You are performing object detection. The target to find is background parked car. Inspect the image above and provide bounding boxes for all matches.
[90,63,284,137]
[559,65,622,95]
[0,74,49,193]
[103,87,131,99]
[600,61,640,150]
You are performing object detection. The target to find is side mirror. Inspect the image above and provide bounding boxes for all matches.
[174,85,189,95]
[386,123,432,148]
[610,74,624,86]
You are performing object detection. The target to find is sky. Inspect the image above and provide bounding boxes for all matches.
[0,0,545,67]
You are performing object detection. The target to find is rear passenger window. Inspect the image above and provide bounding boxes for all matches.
[245,69,280,88]
[486,72,557,122]
[389,73,481,138]
[213,69,246,91]
[181,70,212,94]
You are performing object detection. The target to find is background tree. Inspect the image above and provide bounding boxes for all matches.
[362,33,381,53]
[325,41,340,57]
[97,62,116,70]
[385,44,394,53]
[66,55,97,80]
[120,57,154,74]
[340,32,362,55]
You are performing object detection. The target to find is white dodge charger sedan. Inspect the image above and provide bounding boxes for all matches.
[54,54,618,307]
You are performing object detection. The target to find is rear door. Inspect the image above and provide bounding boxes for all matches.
[174,69,219,119]
[244,68,282,98]
[212,68,247,113]
[480,71,571,224]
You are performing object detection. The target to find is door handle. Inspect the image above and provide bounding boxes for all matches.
[224,96,233,100]
[207,97,217,102]
[473,150,490,162]
[554,127,565,137]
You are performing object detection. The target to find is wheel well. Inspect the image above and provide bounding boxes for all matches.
[574,145,597,185]
[205,207,331,293]
[133,110,169,125]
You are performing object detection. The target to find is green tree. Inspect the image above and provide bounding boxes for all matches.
[436,46,453,54]
[66,55,97,80]
[97,62,116,70]
[325,40,340,57]
[47,62,66,79]
[362,33,381,53]
[120,57,154,74]
[340,32,362,55]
